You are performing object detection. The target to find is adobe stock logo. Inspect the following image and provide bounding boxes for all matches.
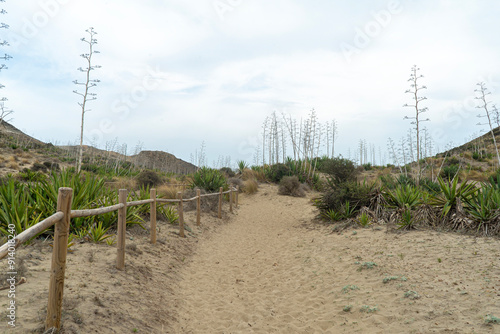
[8,0,70,51]
[213,0,244,21]
[340,1,403,63]
[86,66,163,143]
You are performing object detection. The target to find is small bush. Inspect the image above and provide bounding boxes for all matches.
[191,167,227,192]
[362,163,372,171]
[243,179,258,194]
[219,167,235,178]
[278,176,305,197]
[316,180,377,214]
[265,163,291,183]
[228,177,244,190]
[30,162,47,172]
[136,170,162,188]
[320,157,358,183]
[441,164,459,180]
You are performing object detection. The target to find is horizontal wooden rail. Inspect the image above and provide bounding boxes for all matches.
[199,193,219,198]
[0,183,241,331]
[0,212,65,260]
[157,198,180,203]
[71,204,125,218]
[127,199,154,207]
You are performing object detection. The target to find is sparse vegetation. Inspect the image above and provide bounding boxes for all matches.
[278,176,306,197]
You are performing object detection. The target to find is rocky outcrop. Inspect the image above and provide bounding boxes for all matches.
[131,150,197,175]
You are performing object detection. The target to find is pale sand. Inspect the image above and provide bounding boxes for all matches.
[172,184,499,333]
[2,183,499,333]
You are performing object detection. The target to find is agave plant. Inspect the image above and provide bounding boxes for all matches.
[237,160,249,174]
[0,179,43,235]
[383,185,423,210]
[430,177,477,218]
[463,184,500,224]
[190,167,228,192]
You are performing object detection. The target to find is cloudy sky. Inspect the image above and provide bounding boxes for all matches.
[2,0,500,167]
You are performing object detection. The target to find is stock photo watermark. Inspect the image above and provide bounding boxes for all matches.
[339,0,403,63]
[213,0,244,21]
[87,66,164,143]
[437,74,499,143]
[8,0,70,51]
[5,224,17,328]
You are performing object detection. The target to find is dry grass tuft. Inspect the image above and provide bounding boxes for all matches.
[157,185,182,199]
[243,179,259,194]
[466,170,488,182]
[8,161,19,170]
[242,169,257,181]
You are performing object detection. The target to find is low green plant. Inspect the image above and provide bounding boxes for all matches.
[358,261,377,270]
[360,305,378,313]
[404,291,420,300]
[356,212,372,227]
[340,201,357,219]
[88,222,113,243]
[342,285,359,294]
[398,209,414,230]
[322,209,343,222]
[382,276,400,283]
[343,305,352,312]
[485,314,500,325]
[160,205,179,224]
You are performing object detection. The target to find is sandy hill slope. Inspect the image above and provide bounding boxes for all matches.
[5,184,499,333]
[0,121,196,175]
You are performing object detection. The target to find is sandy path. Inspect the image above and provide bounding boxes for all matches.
[173,184,325,333]
[172,184,500,334]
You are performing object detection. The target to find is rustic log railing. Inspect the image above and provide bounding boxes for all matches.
[0,184,239,331]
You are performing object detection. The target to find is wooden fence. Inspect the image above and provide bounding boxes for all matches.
[0,185,239,331]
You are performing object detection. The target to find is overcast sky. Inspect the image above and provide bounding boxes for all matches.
[2,0,500,167]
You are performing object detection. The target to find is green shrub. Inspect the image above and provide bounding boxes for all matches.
[320,157,358,183]
[219,167,235,178]
[31,162,47,172]
[441,164,459,180]
[191,167,228,192]
[315,180,377,215]
[278,176,305,197]
[136,170,162,188]
[265,163,291,183]
[362,163,372,171]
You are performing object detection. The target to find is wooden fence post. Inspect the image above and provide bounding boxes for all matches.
[178,192,185,237]
[116,189,127,270]
[196,189,201,226]
[229,187,233,213]
[236,185,239,207]
[45,187,73,331]
[150,188,157,244]
[218,187,223,219]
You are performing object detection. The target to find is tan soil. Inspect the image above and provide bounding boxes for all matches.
[2,184,500,333]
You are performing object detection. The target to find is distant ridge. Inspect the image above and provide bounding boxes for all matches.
[0,121,197,175]
[131,150,197,175]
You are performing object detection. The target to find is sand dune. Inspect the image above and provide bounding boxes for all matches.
[4,183,499,333]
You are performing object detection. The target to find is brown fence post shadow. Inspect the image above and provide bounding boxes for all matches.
[150,188,157,244]
[178,192,185,237]
[196,189,201,226]
[236,185,239,207]
[45,187,73,331]
[229,187,233,213]
[218,187,223,219]
[116,189,127,270]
